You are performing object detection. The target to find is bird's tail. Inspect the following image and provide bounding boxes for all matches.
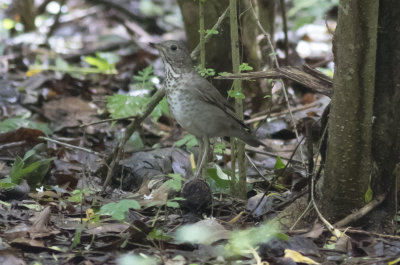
[236,132,266,147]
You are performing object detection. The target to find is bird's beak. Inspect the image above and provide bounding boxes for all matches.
[149,42,160,49]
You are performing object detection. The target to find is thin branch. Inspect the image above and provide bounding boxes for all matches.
[334,194,386,228]
[38,136,105,157]
[279,0,289,65]
[245,101,321,124]
[80,115,137,127]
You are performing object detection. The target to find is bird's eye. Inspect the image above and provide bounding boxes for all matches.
[170,44,178,51]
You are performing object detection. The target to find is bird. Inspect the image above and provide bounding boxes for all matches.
[150,40,264,178]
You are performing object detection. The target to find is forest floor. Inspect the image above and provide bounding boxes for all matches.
[0,1,399,264]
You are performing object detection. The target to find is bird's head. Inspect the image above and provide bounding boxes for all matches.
[150,40,193,73]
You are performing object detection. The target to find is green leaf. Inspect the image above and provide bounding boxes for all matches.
[173,134,198,149]
[164,173,184,192]
[100,199,140,221]
[274,156,285,170]
[150,97,170,121]
[84,56,110,70]
[227,90,245,99]
[264,94,271,99]
[206,166,231,194]
[148,228,173,241]
[133,65,154,83]
[166,201,180,208]
[197,67,215,77]
[55,58,70,70]
[9,157,25,184]
[239,63,253,72]
[170,197,186,201]
[9,148,55,187]
[2,18,15,30]
[0,118,51,135]
[205,29,218,35]
[107,94,148,118]
[218,72,231,76]
[0,179,16,189]
[96,52,120,64]
[228,222,281,254]
[71,224,85,248]
[365,185,373,203]
[68,189,94,203]
[214,142,226,154]
[107,92,167,122]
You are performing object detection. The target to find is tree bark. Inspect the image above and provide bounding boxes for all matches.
[319,1,379,221]
[371,0,400,230]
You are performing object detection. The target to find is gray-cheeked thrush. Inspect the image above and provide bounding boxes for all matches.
[150,40,264,178]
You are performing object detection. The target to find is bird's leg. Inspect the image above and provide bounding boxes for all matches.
[195,136,209,178]
[195,137,204,177]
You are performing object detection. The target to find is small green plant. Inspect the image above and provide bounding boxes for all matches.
[227,90,245,99]
[197,66,215,77]
[0,146,54,188]
[227,62,253,99]
[148,228,173,241]
[99,199,140,221]
[67,189,95,203]
[214,142,226,155]
[165,174,186,208]
[228,222,284,255]
[164,173,185,192]
[71,223,85,248]
[274,156,285,170]
[132,65,156,89]
[173,134,198,149]
[84,52,119,74]
[146,174,185,210]
[106,66,169,122]
[218,72,230,76]
[238,63,253,72]
[0,118,51,134]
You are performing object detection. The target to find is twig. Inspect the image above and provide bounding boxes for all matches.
[279,0,289,65]
[38,136,104,157]
[199,0,206,68]
[244,147,304,164]
[80,115,137,127]
[245,153,270,183]
[245,101,321,124]
[334,194,386,228]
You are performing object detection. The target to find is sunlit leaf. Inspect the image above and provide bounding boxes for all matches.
[239,63,253,72]
[0,118,51,135]
[100,199,140,221]
[274,156,285,170]
[173,134,198,149]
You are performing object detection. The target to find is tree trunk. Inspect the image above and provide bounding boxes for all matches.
[370,0,400,231]
[319,1,379,221]
[272,0,400,232]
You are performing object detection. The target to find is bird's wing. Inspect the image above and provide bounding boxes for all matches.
[188,73,250,130]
